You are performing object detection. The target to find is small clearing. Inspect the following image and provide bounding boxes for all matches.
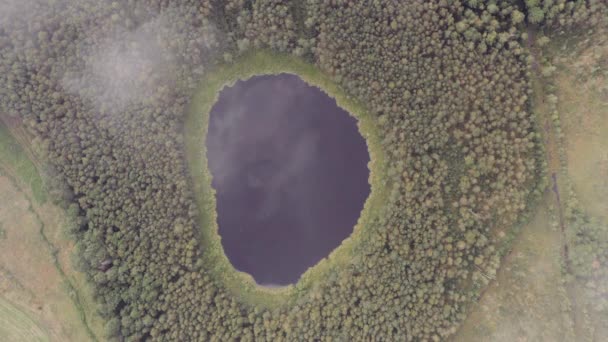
[555,39,608,223]
[454,200,572,341]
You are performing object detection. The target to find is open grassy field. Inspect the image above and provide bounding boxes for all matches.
[0,298,49,341]
[0,122,103,341]
[454,199,573,341]
[0,298,49,342]
[0,121,47,204]
[555,36,608,223]
[454,31,570,339]
[456,27,607,341]
[553,30,608,342]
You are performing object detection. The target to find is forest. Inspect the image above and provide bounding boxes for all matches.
[0,0,607,341]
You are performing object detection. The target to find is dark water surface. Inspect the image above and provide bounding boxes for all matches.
[206,74,370,285]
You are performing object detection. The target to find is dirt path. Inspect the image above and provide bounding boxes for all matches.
[454,29,579,341]
[526,28,594,341]
[551,172,571,269]
[527,28,571,266]
[0,171,100,342]
[0,121,102,341]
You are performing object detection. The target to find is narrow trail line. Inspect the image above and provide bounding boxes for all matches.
[452,31,571,341]
[551,172,571,269]
[32,206,99,342]
[0,167,99,342]
[0,130,99,341]
[527,29,571,269]
[527,28,579,337]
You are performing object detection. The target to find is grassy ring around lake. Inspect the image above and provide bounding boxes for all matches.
[184,50,389,308]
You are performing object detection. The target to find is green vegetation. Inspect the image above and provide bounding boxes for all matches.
[0,123,46,204]
[0,175,97,341]
[0,121,102,341]
[455,199,574,341]
[551,27,608,338]
[185,51,388,307]
[0,0,606,340]
[0,298,49,342]
[456,12,608,341]
[521,0,606,27]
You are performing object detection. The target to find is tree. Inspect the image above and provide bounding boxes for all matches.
[528,7,546,24]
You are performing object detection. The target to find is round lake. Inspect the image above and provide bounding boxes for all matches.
[206,74,370,286]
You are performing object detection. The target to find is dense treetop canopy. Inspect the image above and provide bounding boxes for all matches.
[0,0,605,340]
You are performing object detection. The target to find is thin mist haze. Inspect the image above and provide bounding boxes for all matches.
[61,12,218,112]
[0,0,44,27]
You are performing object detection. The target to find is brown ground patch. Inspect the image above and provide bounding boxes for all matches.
[0,175,94,341]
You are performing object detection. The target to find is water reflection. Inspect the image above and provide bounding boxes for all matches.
[206,74,370,285]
